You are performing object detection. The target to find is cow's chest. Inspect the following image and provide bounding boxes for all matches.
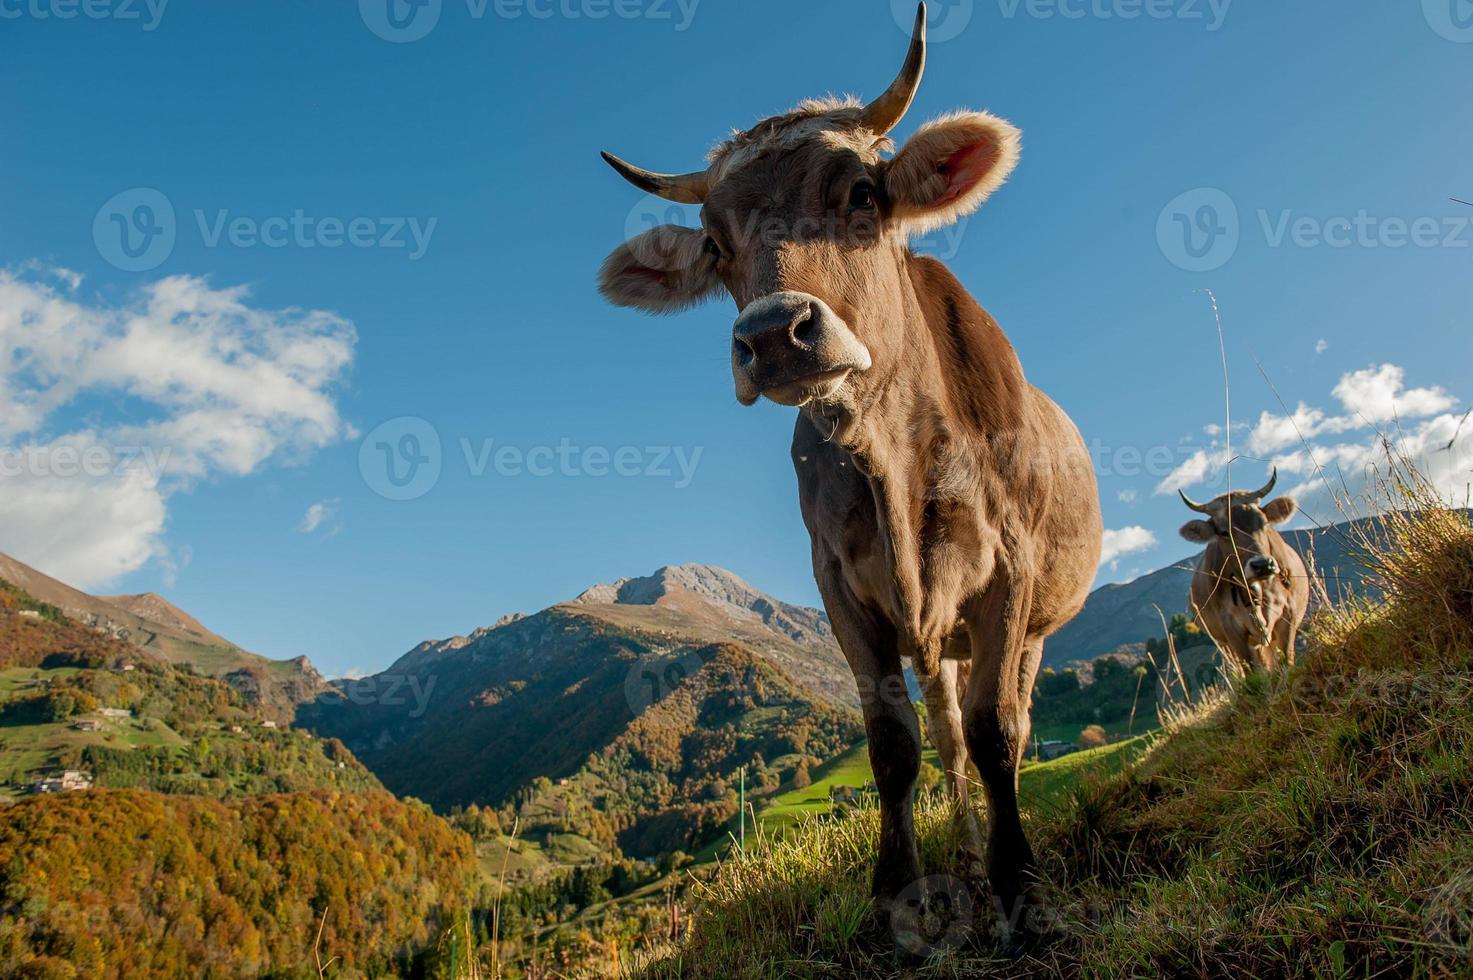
[794,426,997,643]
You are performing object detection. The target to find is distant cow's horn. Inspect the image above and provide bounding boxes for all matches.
[858,2,927,136]
[1179,489,1212,514]
[1247,468,1278,503]
[600,151,710,205]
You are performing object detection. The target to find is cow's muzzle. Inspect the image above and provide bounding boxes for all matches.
[731,292,872,407]
[1247,555,1280,580]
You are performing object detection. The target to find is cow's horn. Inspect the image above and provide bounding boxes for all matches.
[858,2,927,136]
[1247,467,1278,502]
[1179,489,1212,514]
[600,151,710,205]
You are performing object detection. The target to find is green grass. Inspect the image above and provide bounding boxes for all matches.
[1028,718,1148,745]
[745,733,1152,840]
[634,495,1473,978]
[0,666,80,697]
[1015,736,1150,813]
[0,666,189,787]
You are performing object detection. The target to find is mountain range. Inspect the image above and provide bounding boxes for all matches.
[0,551,327,720]
[297,564,862,857]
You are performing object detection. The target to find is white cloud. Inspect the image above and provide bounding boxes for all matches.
[1117,489,1138,504]
[1332,364,1454,425]
[1157,447,1230,494]
[1155,363,1470,523]
[0,267,356,589]
[299,499,341,536]
[1100,526,1158,569]
[1315,339,1329,355]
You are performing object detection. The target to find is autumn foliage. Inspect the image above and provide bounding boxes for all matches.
[0,789,476,979]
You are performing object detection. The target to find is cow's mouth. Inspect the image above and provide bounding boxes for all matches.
[761,368,854,407]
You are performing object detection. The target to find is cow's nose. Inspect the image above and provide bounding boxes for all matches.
[732,294,821,368]
[730,292,872,407]
[1248,556,1279,578]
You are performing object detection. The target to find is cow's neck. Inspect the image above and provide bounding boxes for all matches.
[812,253,1031,663]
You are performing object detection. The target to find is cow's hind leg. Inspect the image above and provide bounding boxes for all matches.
[918,655,985,871]
[963,579,1049,943]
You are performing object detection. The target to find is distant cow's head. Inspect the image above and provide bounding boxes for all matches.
[597,4,1019,411]
[1178,470,1297,585]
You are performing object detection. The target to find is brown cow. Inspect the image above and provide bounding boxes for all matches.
[596,5,1102,938]
[1179,469,1309,672]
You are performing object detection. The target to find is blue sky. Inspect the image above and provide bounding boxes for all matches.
[1,0,1470,677]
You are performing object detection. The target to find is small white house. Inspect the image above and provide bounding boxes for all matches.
[32,770,93,794]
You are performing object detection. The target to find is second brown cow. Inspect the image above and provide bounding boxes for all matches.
[1179,469,1309,672]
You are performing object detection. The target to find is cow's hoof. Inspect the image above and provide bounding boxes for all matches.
[993,882,1065,953]
[887,873,976,964]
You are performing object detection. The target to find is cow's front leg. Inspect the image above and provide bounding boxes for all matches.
[918,655,985,871]
[817,566,921,903]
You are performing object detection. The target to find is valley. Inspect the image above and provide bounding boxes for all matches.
[0,514,1416,974]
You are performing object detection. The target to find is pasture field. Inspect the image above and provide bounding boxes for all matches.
[747,735,1152,839]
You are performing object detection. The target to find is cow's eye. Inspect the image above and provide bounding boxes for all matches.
[703,237,723,260]
[849,182,877,211]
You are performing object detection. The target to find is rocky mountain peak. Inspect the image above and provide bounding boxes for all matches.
[571,563,832,647]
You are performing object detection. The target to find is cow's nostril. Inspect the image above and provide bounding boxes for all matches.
[791,305,818,347]
[733,336,755,367]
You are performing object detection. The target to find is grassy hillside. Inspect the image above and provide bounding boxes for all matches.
[0,584,381,799]
[636,495,1473,977]
[0,553,328,722]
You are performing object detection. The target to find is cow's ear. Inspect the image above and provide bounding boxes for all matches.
[1262,496,1297,524]
[884,112,1021,235]
[1180,520,1216,544]
[598,225,723,314]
